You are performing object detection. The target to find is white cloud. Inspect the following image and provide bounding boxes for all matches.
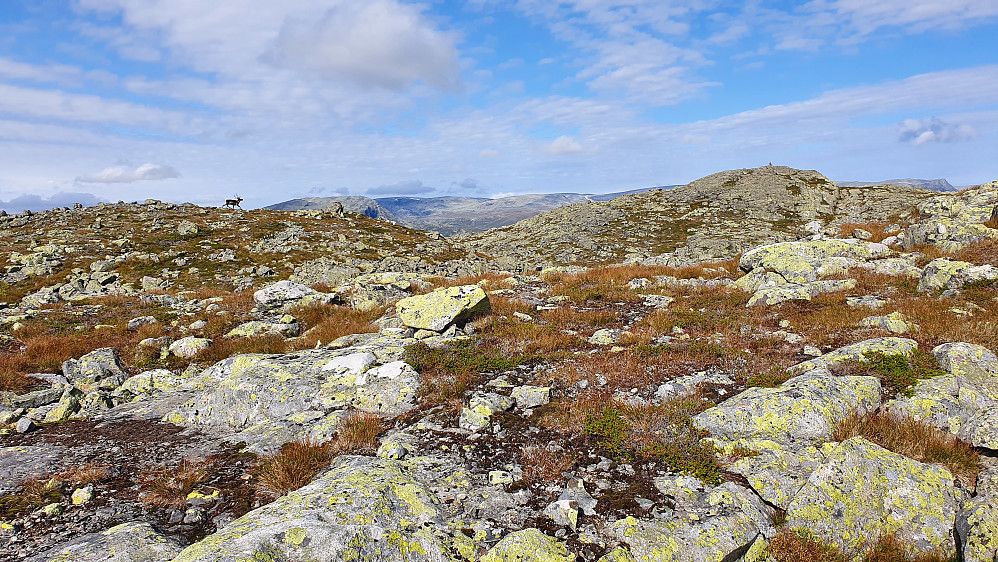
[264,0,461,91]
[77,162,180,183]
[477,148,500,158]
[897,117,977,145]
[545,135,585,155]
[490,191,517,199]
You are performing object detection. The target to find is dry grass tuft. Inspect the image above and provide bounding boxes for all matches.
[836,221,892,243]
[520,445,576,486]
[58,462,112,487]
[253,439,333,499]
[0,477,63,518]
[768,528,847,562]
[138,458,211,508]
[983,215,998,230]
[292,303,383,348]
[833,410,980,485]
[862,533,953,562]
[331,411,385,455]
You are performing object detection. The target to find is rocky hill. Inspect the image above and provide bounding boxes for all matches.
[265,196,398,221]
[0,174,997,562]
[460,166,937,270]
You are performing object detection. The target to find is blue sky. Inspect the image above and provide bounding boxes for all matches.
[0,0,996,211]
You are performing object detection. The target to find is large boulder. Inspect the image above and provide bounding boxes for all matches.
[254,280,338,312]
[61,348,127,392]
[396,285,490,332]
[165,351,420,431]
[712,439,824,509]
[172,456,452,562]
[918,258,998,293]
[692,373,881,446]
[28,521,182,562]
[785,436,962,557]
[739,239,891,285]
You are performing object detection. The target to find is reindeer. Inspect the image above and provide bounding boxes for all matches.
[224,195,243,209]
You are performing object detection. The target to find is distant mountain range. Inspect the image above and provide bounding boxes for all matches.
[266,186,673,235]
[835,178,956,191]
[267,178,954,235]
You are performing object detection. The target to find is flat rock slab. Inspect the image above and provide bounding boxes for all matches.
[396,285,490,332]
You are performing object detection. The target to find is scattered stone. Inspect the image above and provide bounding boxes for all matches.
[126,315,157,331]
[168,336,212,358]
[396,284,491,332]
[860,311,917,333]
[512,386,551,409]
[588,328,622,345]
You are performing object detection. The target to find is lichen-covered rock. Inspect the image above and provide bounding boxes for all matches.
[396,285,490,332]
[785,436,962,557]
[172,456,452,562]
[27,521,182,562]
[860,312,916,334]
[885,374,993,436]
[588,328,622,345]
[168,337,211,359]
[956,495,998,562]
[224,320,301,338]
[957,408,998,449]
[165,350,420,431]
[61,348,127,392]
[480,528,575,562]
[253,280,338,312]
[917,257,998,293]
[739,239,891,284]
[713,439,824,509]
[692,373,881,446]
[609,482,772,562]
[512,385,551,409]
[787,337,918,375]
[932,342,998,386]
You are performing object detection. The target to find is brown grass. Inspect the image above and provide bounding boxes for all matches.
[57,462,112,487]
[836,221,892,243]
[862,533,953,562]
[253,439,333,499]
[138,458,211,508]
[520,445,575,486]
[833,410,980,485]
[331,411,384,455]
[768,528,846,562]
[983,215,998,230]
[292,303,383,348]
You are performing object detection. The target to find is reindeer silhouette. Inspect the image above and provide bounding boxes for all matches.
[224,195,243,209]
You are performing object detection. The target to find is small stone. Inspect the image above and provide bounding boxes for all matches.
[16,417,36,433]
[127,315,157,331]
[72,485,94,505]
[512,385,551,409]
[490,471,515,485]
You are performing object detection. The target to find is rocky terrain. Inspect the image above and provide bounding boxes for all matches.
[1,168,997,562]
[837,179,957,192]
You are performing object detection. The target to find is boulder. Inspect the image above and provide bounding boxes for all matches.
[172,456,451,562]
[713,439,824,509]
[254,280,338,311]
[609,481,772,562]
[27,521,182,562]
[225,320,301,338]
[62,348,127,392]
[126,315,157,331]
[956,494,998,562]
[396,285,490,332]
[859,312,916,334]
[956,408,998,449]
[177,220,200,236]
[692,373,881,446]
[918,257,998,293]
[787,337,918,375]
[480,528,575,562]
[739,239,891,284]
[785,436,962,557]
[168,336,211,359]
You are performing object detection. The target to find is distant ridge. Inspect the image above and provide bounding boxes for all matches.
[266,186,676,235]
[836,178,955,192]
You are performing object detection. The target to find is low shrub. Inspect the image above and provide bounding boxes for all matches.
[768,528,846,562]
[836,350,945,397]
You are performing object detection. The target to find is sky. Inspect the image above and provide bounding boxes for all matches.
[0,0,996,211]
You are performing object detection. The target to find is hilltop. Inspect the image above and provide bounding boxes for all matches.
[0,171,997,562]
[460,165,937,269]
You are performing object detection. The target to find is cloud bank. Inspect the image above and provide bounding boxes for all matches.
[77,162,180,184]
